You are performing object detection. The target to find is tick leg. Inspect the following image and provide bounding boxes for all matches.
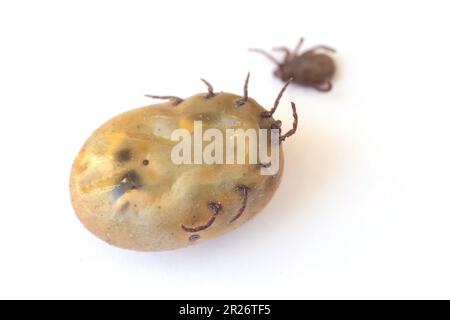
[182,216,216,232]
[272,47,292,63]
[200,78,216,99]
[181,201,222,232]
[280,102,298,142]
[235,72,250,107]
[229,185,250,223]
[293,37,305,55]
[249,48,281,66]
[314,81,333,92]
[261,78,292,118]
[145,95,183,106]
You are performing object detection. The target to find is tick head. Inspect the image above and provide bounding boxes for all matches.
[273,64,292,82]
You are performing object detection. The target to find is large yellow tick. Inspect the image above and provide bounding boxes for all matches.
[70,75,298,251]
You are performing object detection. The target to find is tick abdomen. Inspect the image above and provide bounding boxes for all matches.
[291,53,335,86]
[70,92,286,251]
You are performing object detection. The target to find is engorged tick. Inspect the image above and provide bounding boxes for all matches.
[70,75,299,251]
[250,37,336,92]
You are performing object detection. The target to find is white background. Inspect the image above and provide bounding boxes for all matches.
[1,0,449,299]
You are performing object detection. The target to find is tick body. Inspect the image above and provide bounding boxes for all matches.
[250,38,336,92]
[70,76,298,251]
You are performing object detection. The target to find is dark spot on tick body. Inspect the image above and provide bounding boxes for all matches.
[142,159,149,166]
[189,234,200,242]
[113,170,142,198]
[115,149,132,163]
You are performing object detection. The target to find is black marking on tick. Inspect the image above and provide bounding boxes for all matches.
[115,148,132,163]
[145,95,183,106]
[200,78,215,99]
[142,159,149,166]
[229,185,249,223]
[235,72,250,107]
[250,37,336,92]
[113,170,142,198]
[181,201,222,233]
